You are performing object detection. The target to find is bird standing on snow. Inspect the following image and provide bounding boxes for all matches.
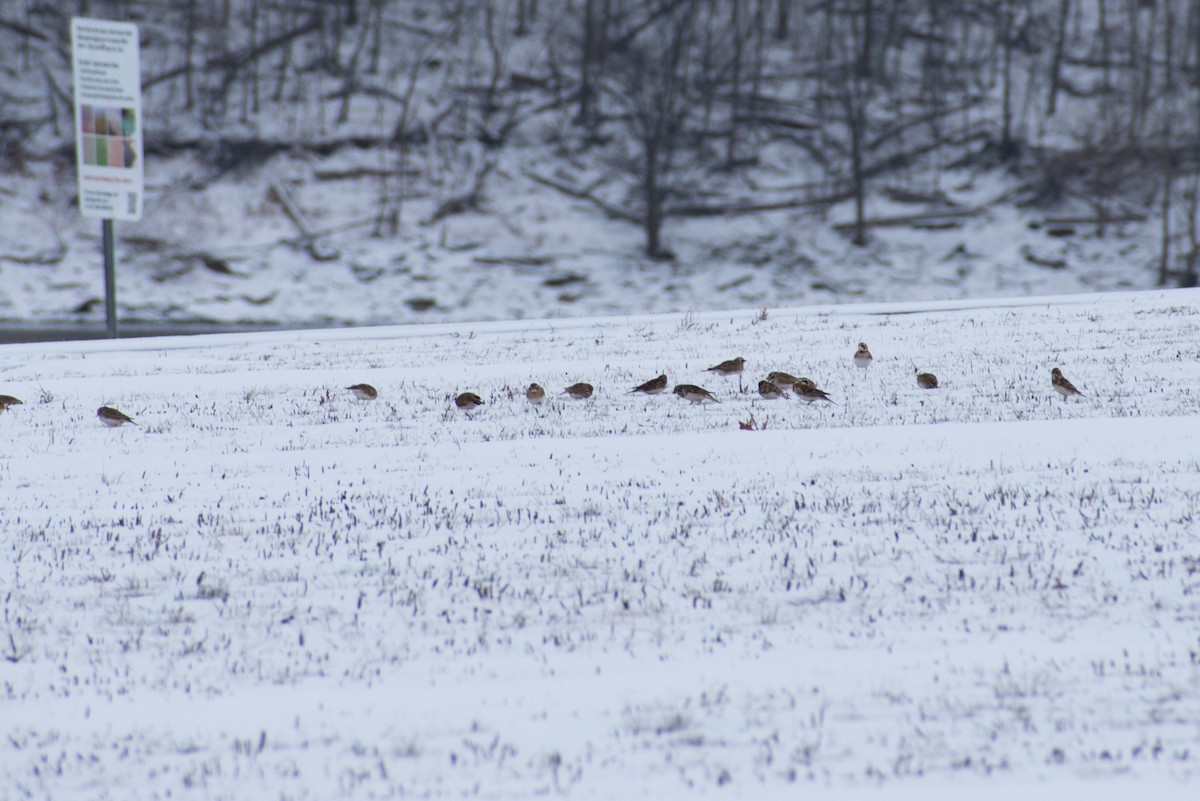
[629,374,669,395]
[563,382,594,400]
[766,371,801,393]
[705,357,745,377]
[346,383,378,400]
[455,392,485,411]
[853,342,873,370]
[673,384,720,404]
[1050,368,1084,399]
[794,378,835,404]
[757,379,786,400]
[915,370,939,389]
[526,383,546,404]
[707,357,746,391]
[0,395,23,412]
[97,406,136,426]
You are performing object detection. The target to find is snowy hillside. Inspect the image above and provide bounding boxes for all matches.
[4,1,1197,327]
[2,289,1199,799]
[0,153,1168,328]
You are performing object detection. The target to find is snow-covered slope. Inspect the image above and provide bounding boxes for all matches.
[2,290,1198,799]
[0,152,1164,327]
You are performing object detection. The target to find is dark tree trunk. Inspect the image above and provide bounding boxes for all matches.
[1047,0,1070,116]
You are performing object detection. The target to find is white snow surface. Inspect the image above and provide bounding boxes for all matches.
[2,289,1199,799]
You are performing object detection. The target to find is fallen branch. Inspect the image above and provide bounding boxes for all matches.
[522,170,641,223]
[472,254,557,267]
[669,191,853,218]
[1030,213,1146,228]
[0,245,66,265]
[268,181,341,261]
[279,216,377,243]
[1021,246,1066,270]
[832,207,983,232]
[313,165,421,182]
[528,168,850,221]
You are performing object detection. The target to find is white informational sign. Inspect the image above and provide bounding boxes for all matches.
[71,18,144,221]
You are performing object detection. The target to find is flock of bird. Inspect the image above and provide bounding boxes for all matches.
[0,342,1086,427]
[440,341,1085,413]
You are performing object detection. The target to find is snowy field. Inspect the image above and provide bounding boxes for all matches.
[2,289,1199,799]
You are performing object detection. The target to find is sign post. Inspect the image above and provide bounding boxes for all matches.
[102,219,117,335]
[71,18,143,338]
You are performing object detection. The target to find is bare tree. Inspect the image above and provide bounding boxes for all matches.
[577,0,610,131]
[819,0,892,245]
[606,2,701,258]
[1046,0,1070,116]
[374,21,445,237]
[774,0,791,41]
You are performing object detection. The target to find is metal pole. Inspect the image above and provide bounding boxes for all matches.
[102,218,118,338]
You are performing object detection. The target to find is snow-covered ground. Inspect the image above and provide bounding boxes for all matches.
[0,149,1164,328]
[2,289,1199,799]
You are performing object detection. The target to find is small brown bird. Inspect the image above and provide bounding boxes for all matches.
[0,395,23,411]
[705,357,746,376]
[765,371,801,391]
[629,374,669,395]
[455,392,485,411]
[794,378,835,404]
[1050,367,1083,399]
[757,379,786,400]
[673,384,720,404]
[346,383,378,400]
[915,370,939,389]
[526,383,546,404]
[853,342,873,370]
[97,406,136,427]
[563,382,594,399]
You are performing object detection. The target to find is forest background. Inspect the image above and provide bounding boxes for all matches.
[2,0,1199,325]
